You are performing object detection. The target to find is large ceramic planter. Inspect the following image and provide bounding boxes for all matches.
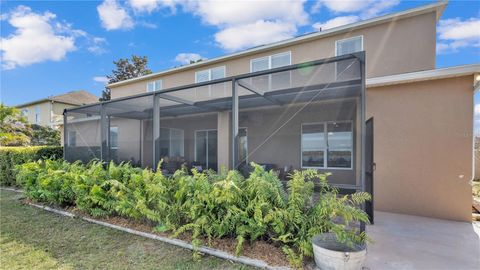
[312,233,366,270]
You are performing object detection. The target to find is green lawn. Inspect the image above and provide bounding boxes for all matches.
[0,189,253,270]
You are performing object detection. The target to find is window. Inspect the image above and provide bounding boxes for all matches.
[109,126,118,149]
[251,51,291,72]
[250,52,291,90]
[146,80,162,92]
[335,36,363,56]
[335,36,362,80]
[301,124,326,168]
[195,130,217,170]
[35,106,41,123]
[159,128,184,157]
[301,122,353,169]
[67,131,76,146]
[327,122,353,168]
[195,66,225,82]
[237,128,248,167]
[21,109,28,117]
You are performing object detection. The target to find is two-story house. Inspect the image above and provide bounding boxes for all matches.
[63,1,479,222]
[16,90,98,129]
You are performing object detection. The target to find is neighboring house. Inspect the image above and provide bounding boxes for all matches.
[63,1,480,222]
[16,90,98,129]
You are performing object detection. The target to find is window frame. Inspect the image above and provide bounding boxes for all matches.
[335,35,364,56]
[250,51,291,72]
[146,79,162,92]
[67,130,76,146]
[35,105,41,124]
[300,120,353,170]
[194,129,217,169]
[160,127,185,157]
[250,51,291,90]
[195,66,226,83]
[109,126,119,150]
[238,127,248,165]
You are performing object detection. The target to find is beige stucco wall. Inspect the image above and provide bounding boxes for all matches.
[18,102,52,126]
[18,101,76,127]
[110,11,436,99]
[366,75,474,222]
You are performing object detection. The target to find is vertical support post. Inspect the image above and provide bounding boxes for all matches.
[63,110,67,160]
[100,104,109,162]
[358,52,367,233]
[153,94,160,171]
[231,79,238,169]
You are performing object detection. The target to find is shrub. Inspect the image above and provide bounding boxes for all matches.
[15,160,370,267]
[0,146,63,186]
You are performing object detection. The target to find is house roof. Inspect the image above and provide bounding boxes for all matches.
[366,63,480,88]
[16,90,99,108]
[108,0,448,88]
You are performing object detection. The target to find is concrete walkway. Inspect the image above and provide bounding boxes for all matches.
[364,211,480,270]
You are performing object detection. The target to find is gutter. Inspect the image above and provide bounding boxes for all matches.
[366,63,480,88]
[15,99,82,109]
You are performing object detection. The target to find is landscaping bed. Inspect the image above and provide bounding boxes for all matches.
[14,159,370,268]
[26,198,290,267]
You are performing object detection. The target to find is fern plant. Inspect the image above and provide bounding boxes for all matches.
[15,159,371,268]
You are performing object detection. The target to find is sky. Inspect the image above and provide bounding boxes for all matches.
[1,0,479,107]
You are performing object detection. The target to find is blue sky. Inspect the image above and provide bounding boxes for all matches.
[1,0,479,107]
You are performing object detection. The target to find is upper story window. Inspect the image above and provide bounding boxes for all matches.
[195,66,226,83]
[35,106,40,124]
[250,52,291,90]
[250,51,291,72]
[335,36,363,56]
[146,80,162,92]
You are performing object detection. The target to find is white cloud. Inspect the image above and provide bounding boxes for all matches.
[312,15,359,31]
[174,53,204,65]
[97,0,134,30]
[128,0,177,13]
[317,0,370,13]
[315,0,399,18]
[128,0,159,13]
[93,76,109,84]
[95,0,309,50]
[215,20,297,51]
[437,17,480,54]
[362,0,400,19]
[87,37,108,55]
[178,0,308,51]
[0,6,76,70]
[186,0,308,27]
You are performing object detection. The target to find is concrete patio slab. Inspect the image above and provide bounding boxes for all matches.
[364,211,480,270]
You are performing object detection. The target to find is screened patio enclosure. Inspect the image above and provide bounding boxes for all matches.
[64,52,365,190]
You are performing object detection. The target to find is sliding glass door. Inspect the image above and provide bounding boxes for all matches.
[195,130,217,170]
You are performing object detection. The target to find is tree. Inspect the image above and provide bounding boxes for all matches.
[30,124,60,146]
[0,104,32,146]
[100,55,153,101]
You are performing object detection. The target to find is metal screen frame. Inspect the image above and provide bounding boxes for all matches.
[64,52,366,192]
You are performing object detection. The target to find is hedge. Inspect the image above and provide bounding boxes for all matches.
[0,146,63,186]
